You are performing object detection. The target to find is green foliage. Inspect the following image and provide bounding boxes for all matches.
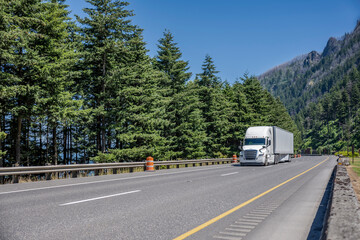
[0,131,7,159]
[297,67,360,152]
[0,0,300,165]
[91,152,116,163]
[259,23,360,153]
[334,151,359,158]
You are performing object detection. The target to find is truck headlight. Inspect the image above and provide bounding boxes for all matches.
[258,153,264,156]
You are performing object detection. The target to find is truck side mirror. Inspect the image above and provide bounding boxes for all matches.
[238,141,243,150]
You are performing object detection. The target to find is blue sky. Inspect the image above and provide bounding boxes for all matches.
[66,0,360,83]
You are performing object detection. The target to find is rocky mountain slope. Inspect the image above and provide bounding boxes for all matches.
[258,21,360,115]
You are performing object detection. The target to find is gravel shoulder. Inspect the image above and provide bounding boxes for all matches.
[347,165,360,202]
[326,165,360,240]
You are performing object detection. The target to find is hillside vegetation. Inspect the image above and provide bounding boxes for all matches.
[259,21,360,153]
[0,0,299,166]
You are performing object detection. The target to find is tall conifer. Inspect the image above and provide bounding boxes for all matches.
[76,0,136,155]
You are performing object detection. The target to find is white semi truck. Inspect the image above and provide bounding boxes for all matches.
[239,126,293,166]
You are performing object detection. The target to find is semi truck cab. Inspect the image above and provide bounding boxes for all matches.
[240,126,274,165]
[240,126,293,166]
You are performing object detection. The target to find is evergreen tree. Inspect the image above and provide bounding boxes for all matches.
[196,55,234,157]
[197,54,220,87]
[227,82,251,153]
[155,30,191,93]
[154,30,192,159]
[0,0,77,165]
[242,75,268,126]
[76,0,136,155]
[170,81,207,159]
[110,31,168,161]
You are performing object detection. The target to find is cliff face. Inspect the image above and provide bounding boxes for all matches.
[258,21,360,115]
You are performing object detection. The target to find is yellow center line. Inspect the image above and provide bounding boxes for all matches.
[173,157,330,240]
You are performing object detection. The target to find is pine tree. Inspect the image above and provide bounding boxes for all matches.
[171,81,207,159]
[154,30,192,159]
[76,0,136,155]
[197,54,220,87]
[196,55,233,157]
[155,30,191,94]
[0,0,77,166]
[227,82,251,153]
[242,75,268,126]
[110,31,168,161]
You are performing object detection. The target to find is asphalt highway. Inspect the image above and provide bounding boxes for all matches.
[0,156,337,240]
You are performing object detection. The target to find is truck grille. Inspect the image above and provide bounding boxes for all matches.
[244,150,257,160]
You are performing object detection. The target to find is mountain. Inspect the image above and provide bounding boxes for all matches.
[258,21,360,116]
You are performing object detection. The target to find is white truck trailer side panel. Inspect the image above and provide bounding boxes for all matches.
[273,126,293,154]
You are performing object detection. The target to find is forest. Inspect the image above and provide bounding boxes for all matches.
[0,0,300,167]
[296,67,360,154]
[259,21,360,154]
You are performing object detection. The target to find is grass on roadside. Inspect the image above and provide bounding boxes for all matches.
[349,157,360,176]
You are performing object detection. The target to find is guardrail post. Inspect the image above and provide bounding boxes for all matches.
[45,163,52,180]
[12,175,19,184]
[71,171,78,178]
[232,155,237,163]
[12,164,19,183]
[146,156,154,172]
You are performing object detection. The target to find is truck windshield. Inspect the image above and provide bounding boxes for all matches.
[244,138,265,145]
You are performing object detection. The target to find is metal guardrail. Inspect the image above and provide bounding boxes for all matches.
[0,158,233,184]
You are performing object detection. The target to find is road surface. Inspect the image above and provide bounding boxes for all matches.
[0,156,336,240]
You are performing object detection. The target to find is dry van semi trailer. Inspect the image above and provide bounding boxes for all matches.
[239,126,293,166]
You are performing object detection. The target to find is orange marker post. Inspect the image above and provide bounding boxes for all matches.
[146,156,154,171]
[232,155,237,163]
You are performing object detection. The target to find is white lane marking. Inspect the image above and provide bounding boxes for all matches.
[225,228,251,233]
[59,190,141,206]
[250,211,272,215]
[255,207,277,210]
[237,218,262,223]
[0,165,231,195]
[221,172,238,177]
[264,166,273,168]
[213,235,242,240]
[243,216,266,220]
[220,231,246,237]
[235,221,258,225]
[230,225,255,229]
[246,213,268,217]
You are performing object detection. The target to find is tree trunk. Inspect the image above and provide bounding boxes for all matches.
[52,126,58,165]
[0,115,3,184]
[101,52,106,153]
[26,120,30,166]
[75,126,78,164]
[15,116,22,166]
[46,123,49,164]
[97,117,101,151]
[39,123,43,164]
[116,130,119,149]
[63,126,67,165]
[69,125,72,164]
[0,115,3,165]
[102,116,105,153]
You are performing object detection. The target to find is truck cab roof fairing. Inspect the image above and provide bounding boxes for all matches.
[245,126,272,139]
